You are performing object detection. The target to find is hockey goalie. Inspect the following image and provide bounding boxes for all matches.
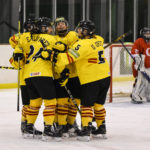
[131,27,150,104]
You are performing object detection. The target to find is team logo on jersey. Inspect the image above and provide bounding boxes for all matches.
[146,48,150,56]
[30,72,41,76]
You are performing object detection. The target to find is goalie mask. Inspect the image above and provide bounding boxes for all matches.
[36,17,52,34]
[54,17,69,36]
[24,18,34,32]
[140,27,150,43]
[75,20,96,39]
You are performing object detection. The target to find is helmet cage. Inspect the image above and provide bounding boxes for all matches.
[140,27,150,42]
[54,17,68,36]
[24,18,34,32]
[36,17,52,34]
[76,20,96,38]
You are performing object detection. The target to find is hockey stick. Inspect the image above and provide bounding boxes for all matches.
[17,0,22,112]
[64,85,81,114]
[104,30,132,49]
[0,66,16,70]
[17,58,20,111]
[119,40,150,83]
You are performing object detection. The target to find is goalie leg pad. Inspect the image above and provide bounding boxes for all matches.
[131,72,146,103]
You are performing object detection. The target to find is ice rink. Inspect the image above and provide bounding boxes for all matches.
[0,88,150,150]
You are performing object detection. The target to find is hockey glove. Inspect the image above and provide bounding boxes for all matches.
[53,41,67,52]
[134,55,145,71]
[58,68,70,87]
[40,49,59,62]
[13,53,24,61]
[40,49,52,60]
[51,50,59,63]
[134,55,142,70]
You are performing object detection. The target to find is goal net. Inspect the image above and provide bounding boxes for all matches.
[105,43,134,102]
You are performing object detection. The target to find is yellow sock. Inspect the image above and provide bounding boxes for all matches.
[21,105,28,122]
[57,98,69,125]
[26,98,42,124]
[81,105,93,127]
[54,104,58,124]
[94,103,106,127]
[67,98,80,125]
[43,98,56,125]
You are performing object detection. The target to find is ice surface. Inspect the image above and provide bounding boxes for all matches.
[0,89,150,150]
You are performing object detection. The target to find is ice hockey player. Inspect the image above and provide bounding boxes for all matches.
[53,17,81,137]
[9,18,34,134]
[131,27,150,104]
[13,17,65,141]
[51,20,110,141]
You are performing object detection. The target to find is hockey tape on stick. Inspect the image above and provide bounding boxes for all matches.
[104,30,132,49]
[0,66,16,70]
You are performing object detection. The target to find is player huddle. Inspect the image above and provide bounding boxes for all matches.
[9,17,110,142]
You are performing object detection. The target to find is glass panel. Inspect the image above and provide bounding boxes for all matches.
[89,0,109,42]
[74,0,83,28]
[137,0,148,37]
[112,0,133,42]
[57,0,68,20]
[39,0,52,18]
[26,0,36,18]
[0,0,19,43]
[124,0,133,41]
[57,0,82,30]
[1,0,150,43]
[26,0,52,18]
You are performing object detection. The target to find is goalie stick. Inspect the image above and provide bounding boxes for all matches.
[119,39,150,83]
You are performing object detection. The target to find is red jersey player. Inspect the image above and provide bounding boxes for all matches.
[131,27,150,103]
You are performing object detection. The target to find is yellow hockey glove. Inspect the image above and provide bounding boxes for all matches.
[40,49,59,62]
[53,41,67,52]
[41,49,52,60]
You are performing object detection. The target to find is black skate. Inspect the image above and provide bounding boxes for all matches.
[42,125,62,142]
[57,125,69,138]
[77,126,91,142]
[23,123,42,139]
[53,122,59,132]
[92,121,107,139]
[21,120,27,134]
[88,122,96,132]
[66,123,80,137]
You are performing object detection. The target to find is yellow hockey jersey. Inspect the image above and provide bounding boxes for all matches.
[9,33,20,49]
[9,32,31,85]
[22,34,65,79]
[55,35,110,85]
[54,31,79,78]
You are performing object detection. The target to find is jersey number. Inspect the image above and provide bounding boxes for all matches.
[98,50,105,64]
[26,45,43,64]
